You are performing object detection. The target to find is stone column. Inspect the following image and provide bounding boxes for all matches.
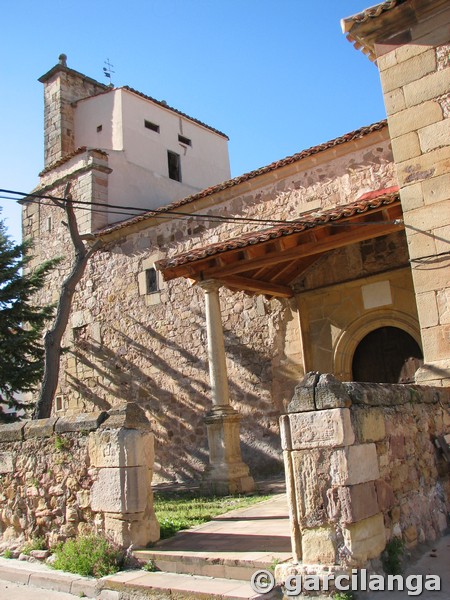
[198,280,255,494]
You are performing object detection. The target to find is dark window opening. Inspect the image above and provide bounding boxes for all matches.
[146,267,159,294]
[96,125,103,133]
[145,120,160,133]
[167,151,181,182]
[178,134,191,146]
[352,326,423,384]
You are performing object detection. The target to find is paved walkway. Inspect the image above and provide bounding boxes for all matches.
[0,485,447,599]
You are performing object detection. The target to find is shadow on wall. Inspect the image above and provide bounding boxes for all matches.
[65,311,284,483]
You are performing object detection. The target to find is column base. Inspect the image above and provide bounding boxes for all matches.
[201,406,255,495]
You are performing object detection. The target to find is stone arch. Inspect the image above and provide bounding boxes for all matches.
[333,309,422,381]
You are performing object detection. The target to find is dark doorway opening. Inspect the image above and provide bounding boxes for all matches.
[352,326,423,384]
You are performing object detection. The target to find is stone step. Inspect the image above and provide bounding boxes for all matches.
[133,548,292,581]
[102,569,282,599]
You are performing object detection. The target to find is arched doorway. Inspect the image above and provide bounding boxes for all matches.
[352,326,423,384]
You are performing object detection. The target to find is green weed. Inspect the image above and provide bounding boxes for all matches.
[51,535,123,577]
[142,559,158,572]
[22,536,47,555]
[54,435,71,451]
[382,537,404,575]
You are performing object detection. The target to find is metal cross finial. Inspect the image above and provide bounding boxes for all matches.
[103,58,115,86]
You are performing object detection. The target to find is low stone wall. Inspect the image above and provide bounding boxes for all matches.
[279,373,450,576]
[0,406,159,550]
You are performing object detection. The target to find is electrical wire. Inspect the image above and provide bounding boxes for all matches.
[0,188,404,230]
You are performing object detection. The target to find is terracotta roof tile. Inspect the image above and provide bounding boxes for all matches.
[156,187,400,271]
[342,0,407,29]
[97,119,388,236]
[122,86,229,139]
[39,147,108,176]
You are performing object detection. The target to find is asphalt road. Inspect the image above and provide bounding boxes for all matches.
[0,579,77,599]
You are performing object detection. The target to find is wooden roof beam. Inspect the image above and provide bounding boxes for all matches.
[216,275,293,298]
[206,220,404,279]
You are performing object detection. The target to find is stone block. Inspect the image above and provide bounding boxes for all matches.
[24,418,57,439]
[288,408,355,450]
[352,409,386,443]
[55,411,108,433]
[384,87,406,116]
[335,482,380,525]
[302,527,337,564]
[104,510,159,548]
[343,513,386,564]
[89,429,154,468]
[381,49,436,92]
[422,173,450,205]
[102,403,152,430]
[288,372,318,413]
[291,448,333,528]
[0,452,14,474]
[388,100,443,140]
[0,421,26,442]
[399,181,424,212]
[419,118,450,153]
[416,291,439,328]
[403,68,450,108]
[391,131,421,163]
[375,479,396,511]
[315,373,352,410]
[90,466,149,514]
[330,444,380,486]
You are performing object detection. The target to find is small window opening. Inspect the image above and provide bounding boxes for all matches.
[96,125,103,133]
[56,395,63,412]
[178,134,191,146]
[146,267,159,294]
[167,151,181,182]
[47,216,52,232]
[145,120,160,133]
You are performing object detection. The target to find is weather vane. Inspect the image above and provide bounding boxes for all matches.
[103,58,115,86]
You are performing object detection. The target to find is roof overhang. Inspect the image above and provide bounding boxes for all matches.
[156,188,403,299]
[342,0,449,61]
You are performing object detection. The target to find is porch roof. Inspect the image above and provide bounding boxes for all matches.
[156,187,403,299]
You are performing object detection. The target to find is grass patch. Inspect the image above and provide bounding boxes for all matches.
[153,490,270,540]
[52,535,123,577]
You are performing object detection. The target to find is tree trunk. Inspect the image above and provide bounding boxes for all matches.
[33,187,101,419]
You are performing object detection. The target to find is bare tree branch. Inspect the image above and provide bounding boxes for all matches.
[33,185,103,419]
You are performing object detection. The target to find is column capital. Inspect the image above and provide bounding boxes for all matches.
[198,279,222,293]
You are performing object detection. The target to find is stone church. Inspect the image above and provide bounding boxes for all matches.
[21,0,449,495]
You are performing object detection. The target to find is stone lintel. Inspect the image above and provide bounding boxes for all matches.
[24,417,58,439]
[0,421,26,442]
[55,411,108,433]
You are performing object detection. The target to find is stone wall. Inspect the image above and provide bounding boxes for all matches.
[23,127,402,483]
[0,407,159,550]
[279,373,450,575]
[373,1,450,385]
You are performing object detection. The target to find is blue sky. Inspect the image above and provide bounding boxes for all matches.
[0,1,387,243]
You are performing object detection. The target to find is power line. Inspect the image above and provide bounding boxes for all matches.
[0,187,403,229]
